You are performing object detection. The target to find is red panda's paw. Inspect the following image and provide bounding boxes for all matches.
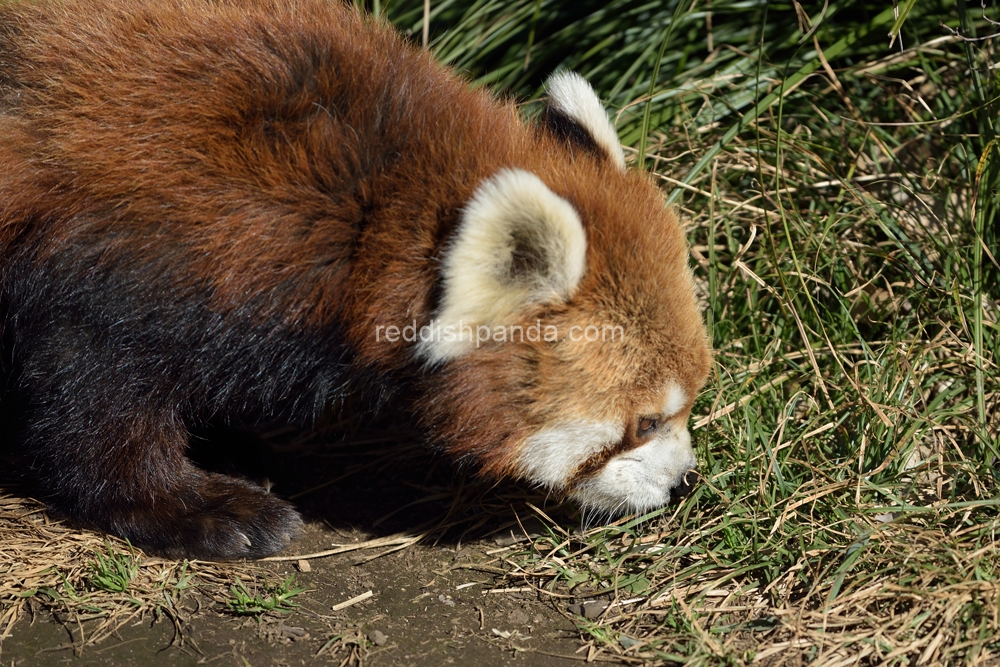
[114,474,304,561]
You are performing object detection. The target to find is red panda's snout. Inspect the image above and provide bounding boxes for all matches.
[516,396,700,517]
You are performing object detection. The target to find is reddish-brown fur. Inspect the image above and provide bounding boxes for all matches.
[0,0,711,558]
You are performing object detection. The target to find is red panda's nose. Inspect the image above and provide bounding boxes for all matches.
[671,468,699,499]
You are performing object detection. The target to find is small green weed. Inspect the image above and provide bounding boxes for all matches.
[86,542,138,594]
[225,575,306,616]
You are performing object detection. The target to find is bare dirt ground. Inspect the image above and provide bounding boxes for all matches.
[0,421,620,666]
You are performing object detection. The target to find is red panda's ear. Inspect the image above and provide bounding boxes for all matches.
[416,169,587,364]
[541,72,626,170]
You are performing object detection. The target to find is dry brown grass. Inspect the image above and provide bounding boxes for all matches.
[0,492,261,651]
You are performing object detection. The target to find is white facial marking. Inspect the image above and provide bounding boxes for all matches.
[518,421,624,491]
[545,71,626,170]
[570,425,696,515]
[416,168,587,364]
[662,382,687,418]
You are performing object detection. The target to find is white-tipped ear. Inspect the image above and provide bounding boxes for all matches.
[544,71,626,170]
[417,169,587,364]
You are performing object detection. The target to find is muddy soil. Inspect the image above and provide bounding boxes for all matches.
[3,527,587,666]
[0,423,613,666]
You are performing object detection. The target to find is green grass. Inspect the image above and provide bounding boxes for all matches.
[225,575,307,617]
[87,541,139,594]
[374,0,1000,663]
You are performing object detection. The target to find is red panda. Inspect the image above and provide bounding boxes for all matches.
[0,0,712,559]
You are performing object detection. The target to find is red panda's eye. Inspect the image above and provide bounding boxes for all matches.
[638,417,657,434]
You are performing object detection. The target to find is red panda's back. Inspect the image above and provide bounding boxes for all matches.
[0,0,521,322]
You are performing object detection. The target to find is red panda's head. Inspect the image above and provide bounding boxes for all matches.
[414,73,711,517]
